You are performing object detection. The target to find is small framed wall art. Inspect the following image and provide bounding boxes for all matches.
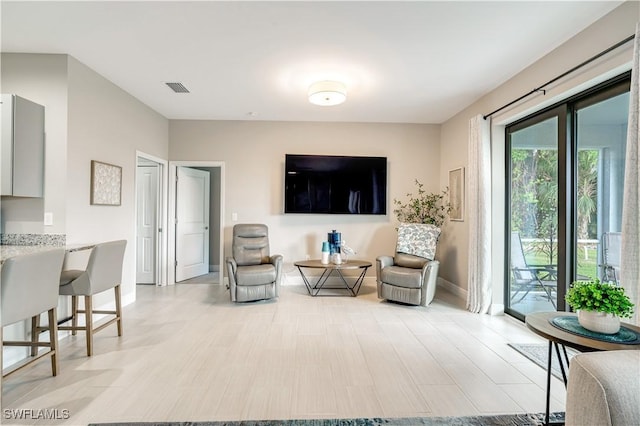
[448,167,464,221]
[90,160,122,206]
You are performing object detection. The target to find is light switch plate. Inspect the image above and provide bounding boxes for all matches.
[232,212,238,222]
[44,212,53,226]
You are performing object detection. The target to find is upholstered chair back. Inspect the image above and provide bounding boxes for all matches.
[86,240,127,294]
[1,248,65,326]
[232,224,271,266]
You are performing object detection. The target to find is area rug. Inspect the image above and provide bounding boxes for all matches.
[89,412,565,426]
[508,343,577,380]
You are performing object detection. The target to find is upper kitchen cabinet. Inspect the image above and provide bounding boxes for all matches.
[1,94,45,197]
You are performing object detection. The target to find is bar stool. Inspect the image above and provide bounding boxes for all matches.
[58,240,127,356]
[1,248,66,378]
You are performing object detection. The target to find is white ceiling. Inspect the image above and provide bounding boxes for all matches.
[1,1,624,124]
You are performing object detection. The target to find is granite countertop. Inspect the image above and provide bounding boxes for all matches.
[0,243,95,265]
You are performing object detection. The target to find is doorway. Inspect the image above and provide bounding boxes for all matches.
[135,152,168,286]
[168,161,224,285]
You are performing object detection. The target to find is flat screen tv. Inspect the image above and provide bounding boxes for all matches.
[285,154,387,215]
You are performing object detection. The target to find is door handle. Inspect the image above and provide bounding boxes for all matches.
[204,226,209,230]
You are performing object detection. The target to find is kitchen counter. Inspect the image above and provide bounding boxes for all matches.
[0,243,95,265]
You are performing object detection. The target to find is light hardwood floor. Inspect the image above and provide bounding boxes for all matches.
[1,282,566,425]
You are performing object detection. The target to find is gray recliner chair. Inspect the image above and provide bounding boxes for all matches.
[376,223,440,306]
[226,224,283,302]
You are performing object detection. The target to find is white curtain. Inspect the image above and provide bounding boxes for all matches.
[621,23,640,326]
[467,115,492,313]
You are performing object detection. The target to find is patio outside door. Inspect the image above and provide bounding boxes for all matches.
[505,74,630,321]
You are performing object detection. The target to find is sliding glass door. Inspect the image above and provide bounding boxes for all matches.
[505,74,630,320]
[574,83,629,285]
[507,109,564,317]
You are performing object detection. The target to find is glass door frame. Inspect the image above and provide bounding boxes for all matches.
[505,105,569,321]
[504,72,631,322]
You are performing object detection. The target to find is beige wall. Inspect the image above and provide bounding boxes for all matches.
[1,53,169,367]
[66,56,169,305]
[169,120,441,279]
[1,53,169,306]
[1,53,69,234]
[438,1,639,307]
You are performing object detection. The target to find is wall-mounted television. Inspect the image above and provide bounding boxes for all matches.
[284,154,387,215]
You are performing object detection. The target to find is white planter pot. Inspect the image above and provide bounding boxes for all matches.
[578,310,620,334]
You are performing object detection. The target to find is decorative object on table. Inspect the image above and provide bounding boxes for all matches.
[321,241,330,265]
[328,230,342,264]
[341,240,356,262]
[90,160,122,206]
[393,179,450,227]
[565,279,634,334]
[448,167,465,221]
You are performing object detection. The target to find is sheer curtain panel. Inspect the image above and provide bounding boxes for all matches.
[467,115,492,313]
[621,23,640,326]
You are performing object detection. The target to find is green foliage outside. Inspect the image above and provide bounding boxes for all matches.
[565,279,634,318]
[511,148,600,264]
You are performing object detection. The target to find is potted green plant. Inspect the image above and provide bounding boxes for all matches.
[393,180,450,227]
[565,279,634,334]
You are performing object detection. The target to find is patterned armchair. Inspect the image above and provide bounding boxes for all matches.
[376,223,440,306]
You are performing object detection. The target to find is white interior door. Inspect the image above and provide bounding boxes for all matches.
[136,164,159,284]
[175,166,210,282]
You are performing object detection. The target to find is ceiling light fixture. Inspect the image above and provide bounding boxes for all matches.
[308,81,346,106]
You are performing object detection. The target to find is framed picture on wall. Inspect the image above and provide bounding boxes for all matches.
[449,167,464,221]
[90,160,122,206]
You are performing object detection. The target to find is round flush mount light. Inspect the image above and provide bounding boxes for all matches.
[308,81,347,106]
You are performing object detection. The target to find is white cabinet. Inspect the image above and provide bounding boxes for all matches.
[1,94,45,197]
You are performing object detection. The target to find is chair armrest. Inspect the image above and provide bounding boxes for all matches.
[270,254,284,292]
[421,260,440,306]
[225,257,237,275]
[376,255,394,269]
[514,265,557,280]
[527,264,557,273]
[225,257,237,299]
[270,254,283,268]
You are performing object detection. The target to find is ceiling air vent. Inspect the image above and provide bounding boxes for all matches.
[165,82,190,93]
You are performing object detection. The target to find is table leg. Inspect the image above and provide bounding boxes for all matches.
[297,266,331,296]
[554,342,569,386]
[544,341,568,426]
[335,269,356,296]
[297,266,369,296]
[545,341,552,426]
[350,267,369,295]
[311,269,334,295]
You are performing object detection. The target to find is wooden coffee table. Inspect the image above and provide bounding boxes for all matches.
[294,259,372,297]
[525,311,640,425]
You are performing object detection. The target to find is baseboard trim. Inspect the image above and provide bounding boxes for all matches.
[437,277,467,300]
[489,303,505,315]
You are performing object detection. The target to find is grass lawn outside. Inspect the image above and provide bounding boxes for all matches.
[523,245,599,281]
